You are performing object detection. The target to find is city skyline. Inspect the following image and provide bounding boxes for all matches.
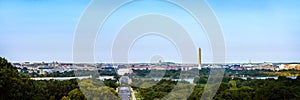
[1,0,300,63]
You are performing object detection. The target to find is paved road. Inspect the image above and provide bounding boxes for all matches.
[118,76,136,100]
[119,86,130,100]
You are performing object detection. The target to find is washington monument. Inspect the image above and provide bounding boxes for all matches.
[198,48,202,70]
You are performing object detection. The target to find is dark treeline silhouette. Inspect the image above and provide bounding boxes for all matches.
[0,57,120,100]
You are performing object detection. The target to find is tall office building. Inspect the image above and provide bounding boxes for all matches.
[198,48,202,70]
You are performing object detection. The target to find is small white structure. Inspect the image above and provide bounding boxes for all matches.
[31,75,92,81]
[117,68,133,75]
[279,64,286,70]
[99,76,115,80]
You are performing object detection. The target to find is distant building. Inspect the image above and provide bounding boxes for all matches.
[285,64,300,70]
[99,76,115,81]
[101,67,115,71]
[117,68,133,75]
[279,64,286,70]
[158,60,162,64]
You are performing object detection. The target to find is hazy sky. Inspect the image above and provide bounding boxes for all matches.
[0,0,299,63]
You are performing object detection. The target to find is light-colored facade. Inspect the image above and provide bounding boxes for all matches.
[99,76,115,80]
[117,68,133,75]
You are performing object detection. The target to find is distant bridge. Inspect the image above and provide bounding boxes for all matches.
[31,76,92,81]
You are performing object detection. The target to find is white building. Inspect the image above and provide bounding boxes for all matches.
[117,68,133,75]
[98,76,115,80]
[279,64,286,70]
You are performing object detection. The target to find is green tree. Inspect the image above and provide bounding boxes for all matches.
[61,96,71,100]
[67,88,86,100]
[0,57,34,99]
[78,79,120,100]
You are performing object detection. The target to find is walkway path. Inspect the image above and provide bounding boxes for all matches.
[118,76,136,100]
[130,87,136,100]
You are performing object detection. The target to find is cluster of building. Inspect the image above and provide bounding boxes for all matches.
[12,48,300,76]
[13,62,74,75]
[12,61,300,76]
[228,62,300,71]
[12,61,200,75]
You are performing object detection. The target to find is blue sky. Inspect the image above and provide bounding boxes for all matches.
[0,0,299,63]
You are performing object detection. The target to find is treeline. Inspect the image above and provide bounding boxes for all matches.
[132,68,300,79]
[131,69,300,99]
[263,71,300,76]
[26,69,119,78]
[131,69,211,79]
[213,77,300,100]
[133,76,300,100]
[0,57,119,100]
